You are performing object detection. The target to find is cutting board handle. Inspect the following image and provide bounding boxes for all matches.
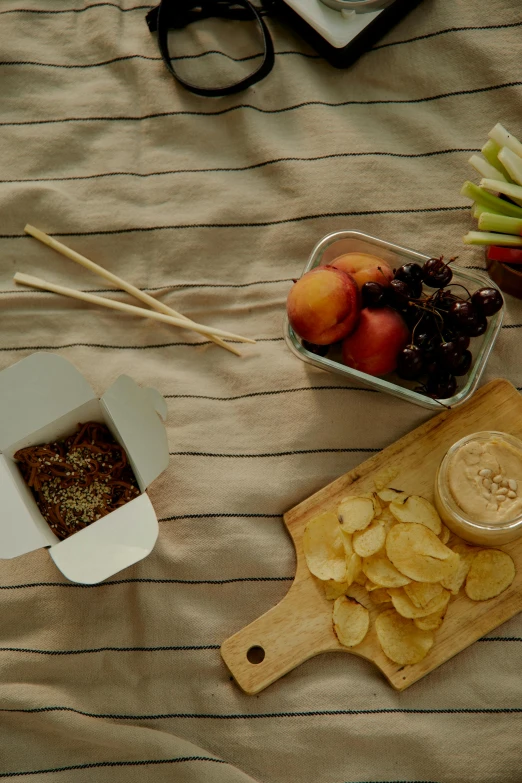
[221,579,336,694]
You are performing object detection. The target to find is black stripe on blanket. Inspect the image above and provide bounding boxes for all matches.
[2,81,522,125]
[0,148,480,183]
[0,205,470,238]
[2,706,522,719]
[0,757,227,779]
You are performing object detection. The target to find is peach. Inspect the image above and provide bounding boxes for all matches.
[329,253,394,290]
[342,307,409,376]
[287,266,360,345]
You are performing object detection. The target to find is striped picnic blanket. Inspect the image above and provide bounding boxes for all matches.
[0,1,521,781]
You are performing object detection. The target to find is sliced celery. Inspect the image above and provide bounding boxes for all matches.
[489,123,522,159]
[461,181,522,218]
[472,202,503,218]
[478,212,522,235]
[481,139,505,171]
[481,139,514,183]
[481,177,522,202]
[498,147,522,186]
[469,154,507,182]
[463,230,522,247]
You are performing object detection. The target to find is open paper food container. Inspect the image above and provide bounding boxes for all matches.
[0,353,169,584]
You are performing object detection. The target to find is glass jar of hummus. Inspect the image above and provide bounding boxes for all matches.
[435,431,522,545]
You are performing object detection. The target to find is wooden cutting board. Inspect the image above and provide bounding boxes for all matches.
[221,378,522,694]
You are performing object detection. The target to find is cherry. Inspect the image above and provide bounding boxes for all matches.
[454,350,472,376]
[427,373,457,399]
[397,344,424,380]
[465,316,488,337]
[454,334,470,352]
[471,287,503,317]
[361,281,387,308]
[396,263,423,284]
[422,257,453,288]
[387,278,411,309]
[395,264,423,297]
[437,341,462,371]
[449,301,479,332]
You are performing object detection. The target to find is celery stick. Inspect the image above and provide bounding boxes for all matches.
[480,166,522,207]
[481,140,514,182]
[461,181,522,218]
[482,139,505,170]
[488,123,522,159]
[498,147,522,186]
[463,230,522,246]
[472,202,503,218]
[481,177,522,202]
[478,212,522,235]
[469,154,508,182]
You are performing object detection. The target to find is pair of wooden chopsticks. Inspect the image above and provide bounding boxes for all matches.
[15,225,255,356]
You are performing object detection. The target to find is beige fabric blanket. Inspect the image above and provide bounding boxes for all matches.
[1,1,521,780]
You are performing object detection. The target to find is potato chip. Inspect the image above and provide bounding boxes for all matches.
[373,468,399,492]
[388,586,450,619]
[333,596,370,647]
[375,608,434,665]
[362,551,411,588]
[369,587,391,605]
[346,552,362,587]
[354,571,367,586]
[337,496,375,534]
[389,495,442,535]
[362,491,382,516]
[386,523,459,583]
[324,580,349,600]
[303,512,346,582]
[342,530,354,558]
[365,579,380,591]
[377,507,396,523]
[404,581,444,609]
[439,524,451,545]
[465,549,515,601]
[414,604,448,631]
[440,545,477,595]
[345,583,373,611]
[452,541,480,557]
[377,487,408,504]
[353,520,386,558]
[376,507,398,536]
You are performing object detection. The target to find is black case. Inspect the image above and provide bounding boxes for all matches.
[270,0,424,68]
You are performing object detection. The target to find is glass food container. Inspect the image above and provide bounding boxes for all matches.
[434,431,522,546]
[283,231,504,410]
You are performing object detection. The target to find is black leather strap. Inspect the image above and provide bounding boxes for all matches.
[146,0,275,97]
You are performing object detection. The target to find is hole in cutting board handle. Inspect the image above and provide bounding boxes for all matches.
[246,645,265,664]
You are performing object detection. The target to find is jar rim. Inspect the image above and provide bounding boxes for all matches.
[437,430,522,532]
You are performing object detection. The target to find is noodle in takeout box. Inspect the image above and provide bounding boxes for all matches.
[0,352,169,584]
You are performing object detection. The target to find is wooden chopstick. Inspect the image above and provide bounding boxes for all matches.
[14,272,256,344]
[24,224,247,357]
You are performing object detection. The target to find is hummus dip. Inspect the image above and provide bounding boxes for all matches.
[447,434,522,523]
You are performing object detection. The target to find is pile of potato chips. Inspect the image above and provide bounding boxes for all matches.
[303,487,516,665]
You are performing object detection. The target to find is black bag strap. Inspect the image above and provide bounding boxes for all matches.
[146,0,275,97]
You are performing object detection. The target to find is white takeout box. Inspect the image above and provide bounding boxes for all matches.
[0,353,169,584]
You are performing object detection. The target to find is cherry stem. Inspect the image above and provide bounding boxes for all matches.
[412,302,445,326]
[443,283,471,299]
[410,312,425,345]
[431,396,452,410]
[414,383,452,409]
